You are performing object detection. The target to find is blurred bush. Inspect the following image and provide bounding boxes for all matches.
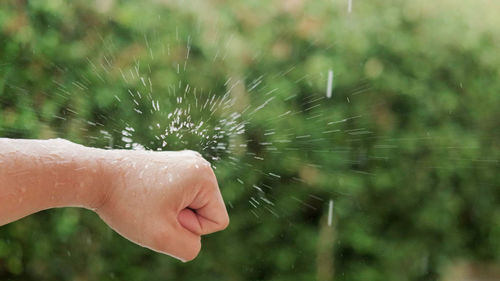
[1,0,499,280]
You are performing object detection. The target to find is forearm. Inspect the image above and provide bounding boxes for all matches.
[0,138,111,225]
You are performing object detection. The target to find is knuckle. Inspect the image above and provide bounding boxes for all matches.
[196,156,211,168]
[183,151,213,174]
[215,211,230,231]
[220,216,230,230]
[196,160,215,177]
[182,149,203,160]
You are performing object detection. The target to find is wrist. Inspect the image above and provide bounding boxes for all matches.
[0,139,115,224]
[72,144,115,211]
[43,140,114,211]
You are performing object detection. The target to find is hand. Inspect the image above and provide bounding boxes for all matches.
[96,149,229,262]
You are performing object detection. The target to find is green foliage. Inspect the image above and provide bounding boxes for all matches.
[1,0,499,280]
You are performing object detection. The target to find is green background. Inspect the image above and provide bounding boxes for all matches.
[1,0,499,280]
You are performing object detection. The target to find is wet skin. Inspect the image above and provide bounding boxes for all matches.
[0,138,229,262]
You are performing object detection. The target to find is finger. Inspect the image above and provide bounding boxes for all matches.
[187,181,229,235]
[153,222,201,262]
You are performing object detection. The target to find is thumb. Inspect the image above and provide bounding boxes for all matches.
[178,208,203,235]
[177,195,229,236]
[177,164,229,235]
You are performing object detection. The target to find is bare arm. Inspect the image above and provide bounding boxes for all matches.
[0,138,229,262]
[0,138,109,222]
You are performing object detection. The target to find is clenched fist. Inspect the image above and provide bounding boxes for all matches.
[0,138,229,262]
[98,149,229,261]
